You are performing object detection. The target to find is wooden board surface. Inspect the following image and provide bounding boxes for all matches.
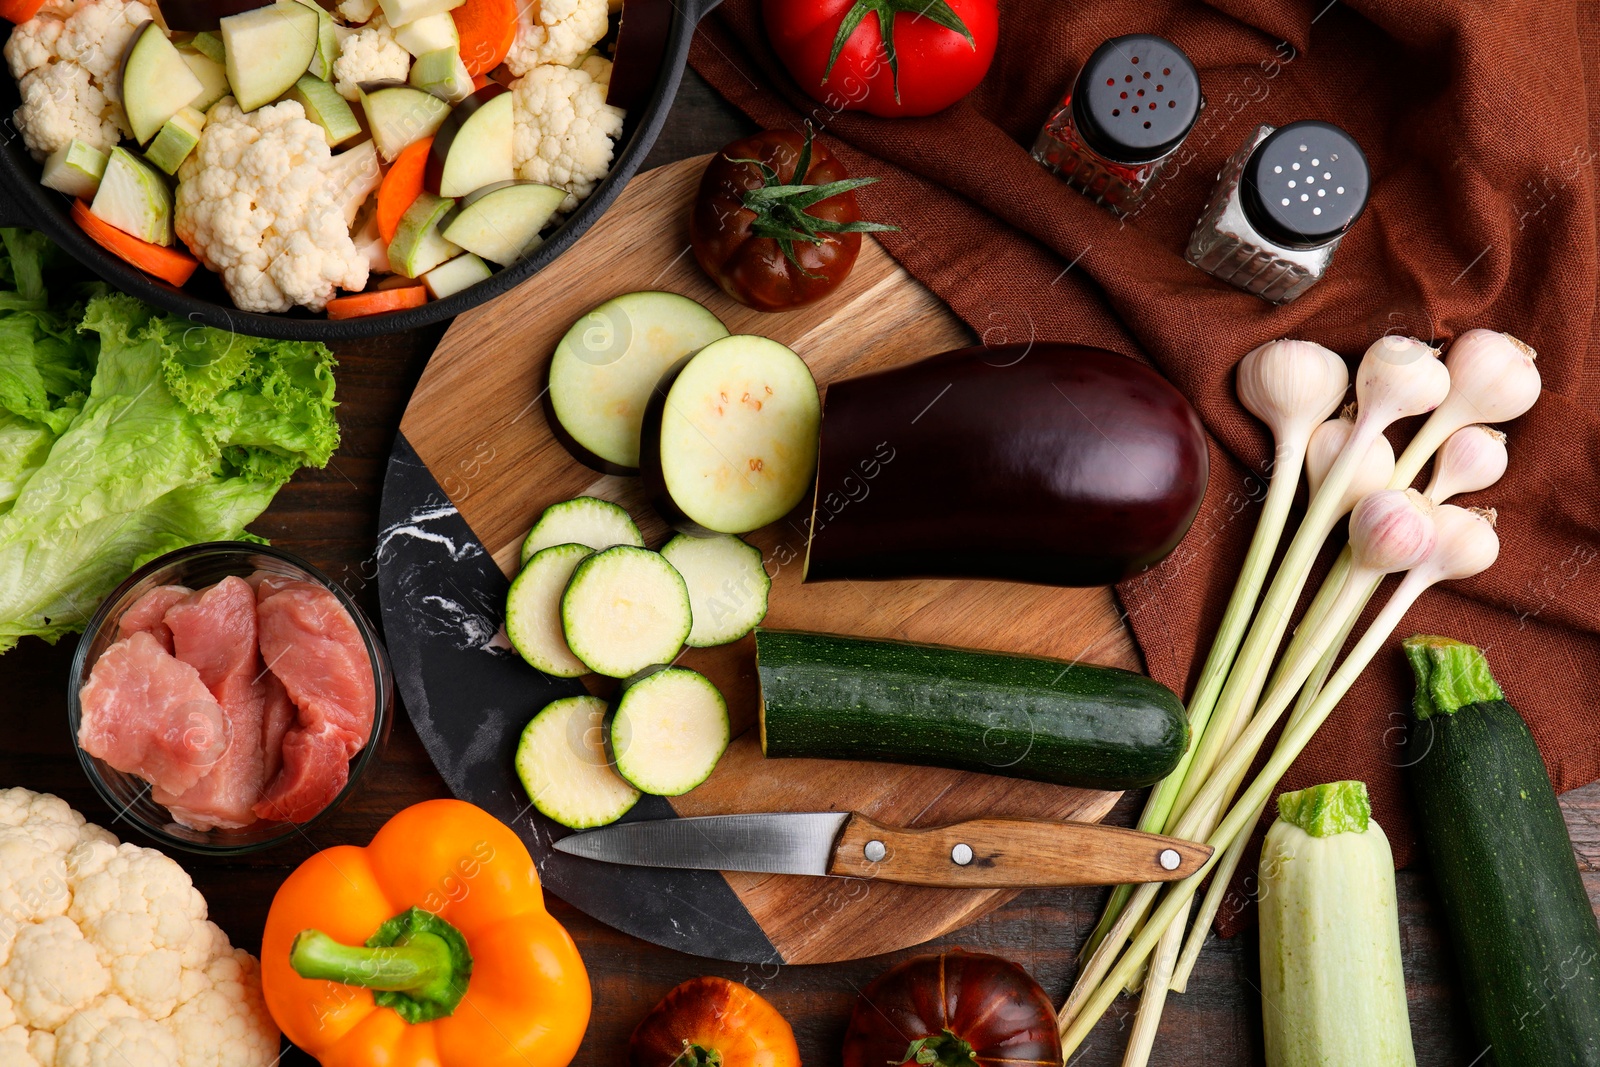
[398,154,1140,964]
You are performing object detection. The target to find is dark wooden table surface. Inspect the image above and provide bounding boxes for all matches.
[3,69,1597,1067]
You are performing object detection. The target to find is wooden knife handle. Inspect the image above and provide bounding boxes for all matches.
[827,815,1212,888]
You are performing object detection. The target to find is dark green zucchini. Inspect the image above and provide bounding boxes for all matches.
[1403,635,1600,1067]
[755,629,1187,790]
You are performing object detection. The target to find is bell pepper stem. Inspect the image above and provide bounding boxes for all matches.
[289,907,473,1025]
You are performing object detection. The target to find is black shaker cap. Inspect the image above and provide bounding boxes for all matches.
[1070,34,1201,166]
[1240,121,1371,250]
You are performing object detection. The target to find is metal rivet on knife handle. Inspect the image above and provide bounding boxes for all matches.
[951,843,974,866]
[1159,848,1181,871]
[864,840,887,862]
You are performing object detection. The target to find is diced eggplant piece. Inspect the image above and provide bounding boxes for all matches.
[221,2,319,111]
[803,343,1208,586]
[120,20,205,144]
[426,84,512,195]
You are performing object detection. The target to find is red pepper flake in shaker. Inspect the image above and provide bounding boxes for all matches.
[1032,34,1202,215]
[1185,120,1371,303]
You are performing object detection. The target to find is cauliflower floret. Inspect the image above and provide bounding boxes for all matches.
[0,917,110,1031]
[332,13,410,101]
[168,950,279,1067]
[68,843,216,1021]
[335,0,379,23]
[512,57,623,211]
[505,0,608,73]
[53,996,179,1067]
[0,792,277,1067]
[3,0,151,159]
[176,99,373,313]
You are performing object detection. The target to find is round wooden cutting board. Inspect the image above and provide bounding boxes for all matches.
[377,154,1140,966]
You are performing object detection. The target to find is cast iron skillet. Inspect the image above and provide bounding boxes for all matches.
[0,0,720,341]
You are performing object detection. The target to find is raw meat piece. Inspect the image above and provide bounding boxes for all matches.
[254,579,375,822]
[116,585,193,653]
[259,671,295,788]
[78,631,229,796]
[152,577,268,830]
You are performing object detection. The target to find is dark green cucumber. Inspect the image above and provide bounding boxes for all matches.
[755,629,1187,790]
[1404,635,1600,1066]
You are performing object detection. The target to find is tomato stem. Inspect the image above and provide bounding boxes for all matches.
[669,1041,724,1067]
[823,0,975,103]
[726,125,896,278]
[902,1029,980,1066]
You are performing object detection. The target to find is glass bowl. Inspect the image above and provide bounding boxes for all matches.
[67,542,393,855]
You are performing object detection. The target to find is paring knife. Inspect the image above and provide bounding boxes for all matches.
[553,812,1211,888]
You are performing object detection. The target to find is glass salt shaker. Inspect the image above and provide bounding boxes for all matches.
[1185,120,1370,303]
[1032,34,1203,214]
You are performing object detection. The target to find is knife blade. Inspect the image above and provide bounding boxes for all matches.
[553,812,1211,888]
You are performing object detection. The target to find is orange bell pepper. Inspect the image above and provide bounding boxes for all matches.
[261,799,591,1067]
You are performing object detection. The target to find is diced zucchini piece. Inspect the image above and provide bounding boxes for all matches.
[388,191,460,277]
[120,20,206,144]
[420,251,489,298]
[41,140,109,199]
[392,10,459,55]
[291,0,339,80]
[188,30,225,64]
[560,545,691,678]
[377,0,464,27]
[514,695,640,830]
[358,83,451,161]
[286,74,362,146]
[90,147,173,246]
[505,542,591,676]
[611,667,729,796]
[659,534,770,647]
[143,106,206,175]
[221,2,320,111]
[179,48,230,112]
[408,46,473,103]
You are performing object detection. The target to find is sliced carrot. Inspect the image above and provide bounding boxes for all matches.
[0,0,48,23]
[452,0,517,76]
[325,285,428,320]
[376,136,433,244]
[71,199,199,287]
[471,73,490,91]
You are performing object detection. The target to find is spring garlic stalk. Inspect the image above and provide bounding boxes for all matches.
[1078,340,1347,963]
[1060,505,1500,1057]
[1165,336,1445,828]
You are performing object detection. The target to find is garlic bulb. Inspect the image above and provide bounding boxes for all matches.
[1425,425,1508,503]
[1392,329,1539,487]
[1355,336,1452,426]
[1237,339,1350,444]
[1348,489,1437,574]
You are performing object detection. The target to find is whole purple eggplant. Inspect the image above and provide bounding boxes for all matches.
[804,343,1208,586]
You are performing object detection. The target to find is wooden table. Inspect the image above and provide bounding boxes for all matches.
[3,70,1597,1067]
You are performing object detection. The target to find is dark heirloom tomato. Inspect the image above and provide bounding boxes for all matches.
[843,949,1063,1066]
[690,128,895,312]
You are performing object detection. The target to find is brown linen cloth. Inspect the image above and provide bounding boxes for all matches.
[688,0,1600,929]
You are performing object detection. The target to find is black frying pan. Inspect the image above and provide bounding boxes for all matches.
[0,0,720,341]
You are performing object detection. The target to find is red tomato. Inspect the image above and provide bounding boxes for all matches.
[762,0,998,118]
[690,128,895,312]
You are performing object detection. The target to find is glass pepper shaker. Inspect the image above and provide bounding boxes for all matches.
[1032,34,1203,214]
[1185,120,1371,303]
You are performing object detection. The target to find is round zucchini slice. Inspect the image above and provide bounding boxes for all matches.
[659,533,770,647]
[611,667,730,796]
[560,545,691,678]
[505,542,591,676]
[514,694,640,829]
[520,495,644,565]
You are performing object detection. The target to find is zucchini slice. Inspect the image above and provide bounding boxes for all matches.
[640,335,821,535]
[547,292,729,474]
[515,694,640,829]
[659,534,770,647]
[755,629,1189,790]
[505,542,591,677]
[560,545,691,678]
[520,495,644,565]
[611,667,729,796]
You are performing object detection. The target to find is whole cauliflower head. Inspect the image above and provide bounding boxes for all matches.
[176,99,375,313]
[0,790,277,1066]
[3,0,153,159]
[505,0,609,74]
[513,55,623,211]
[332,13,409,101]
